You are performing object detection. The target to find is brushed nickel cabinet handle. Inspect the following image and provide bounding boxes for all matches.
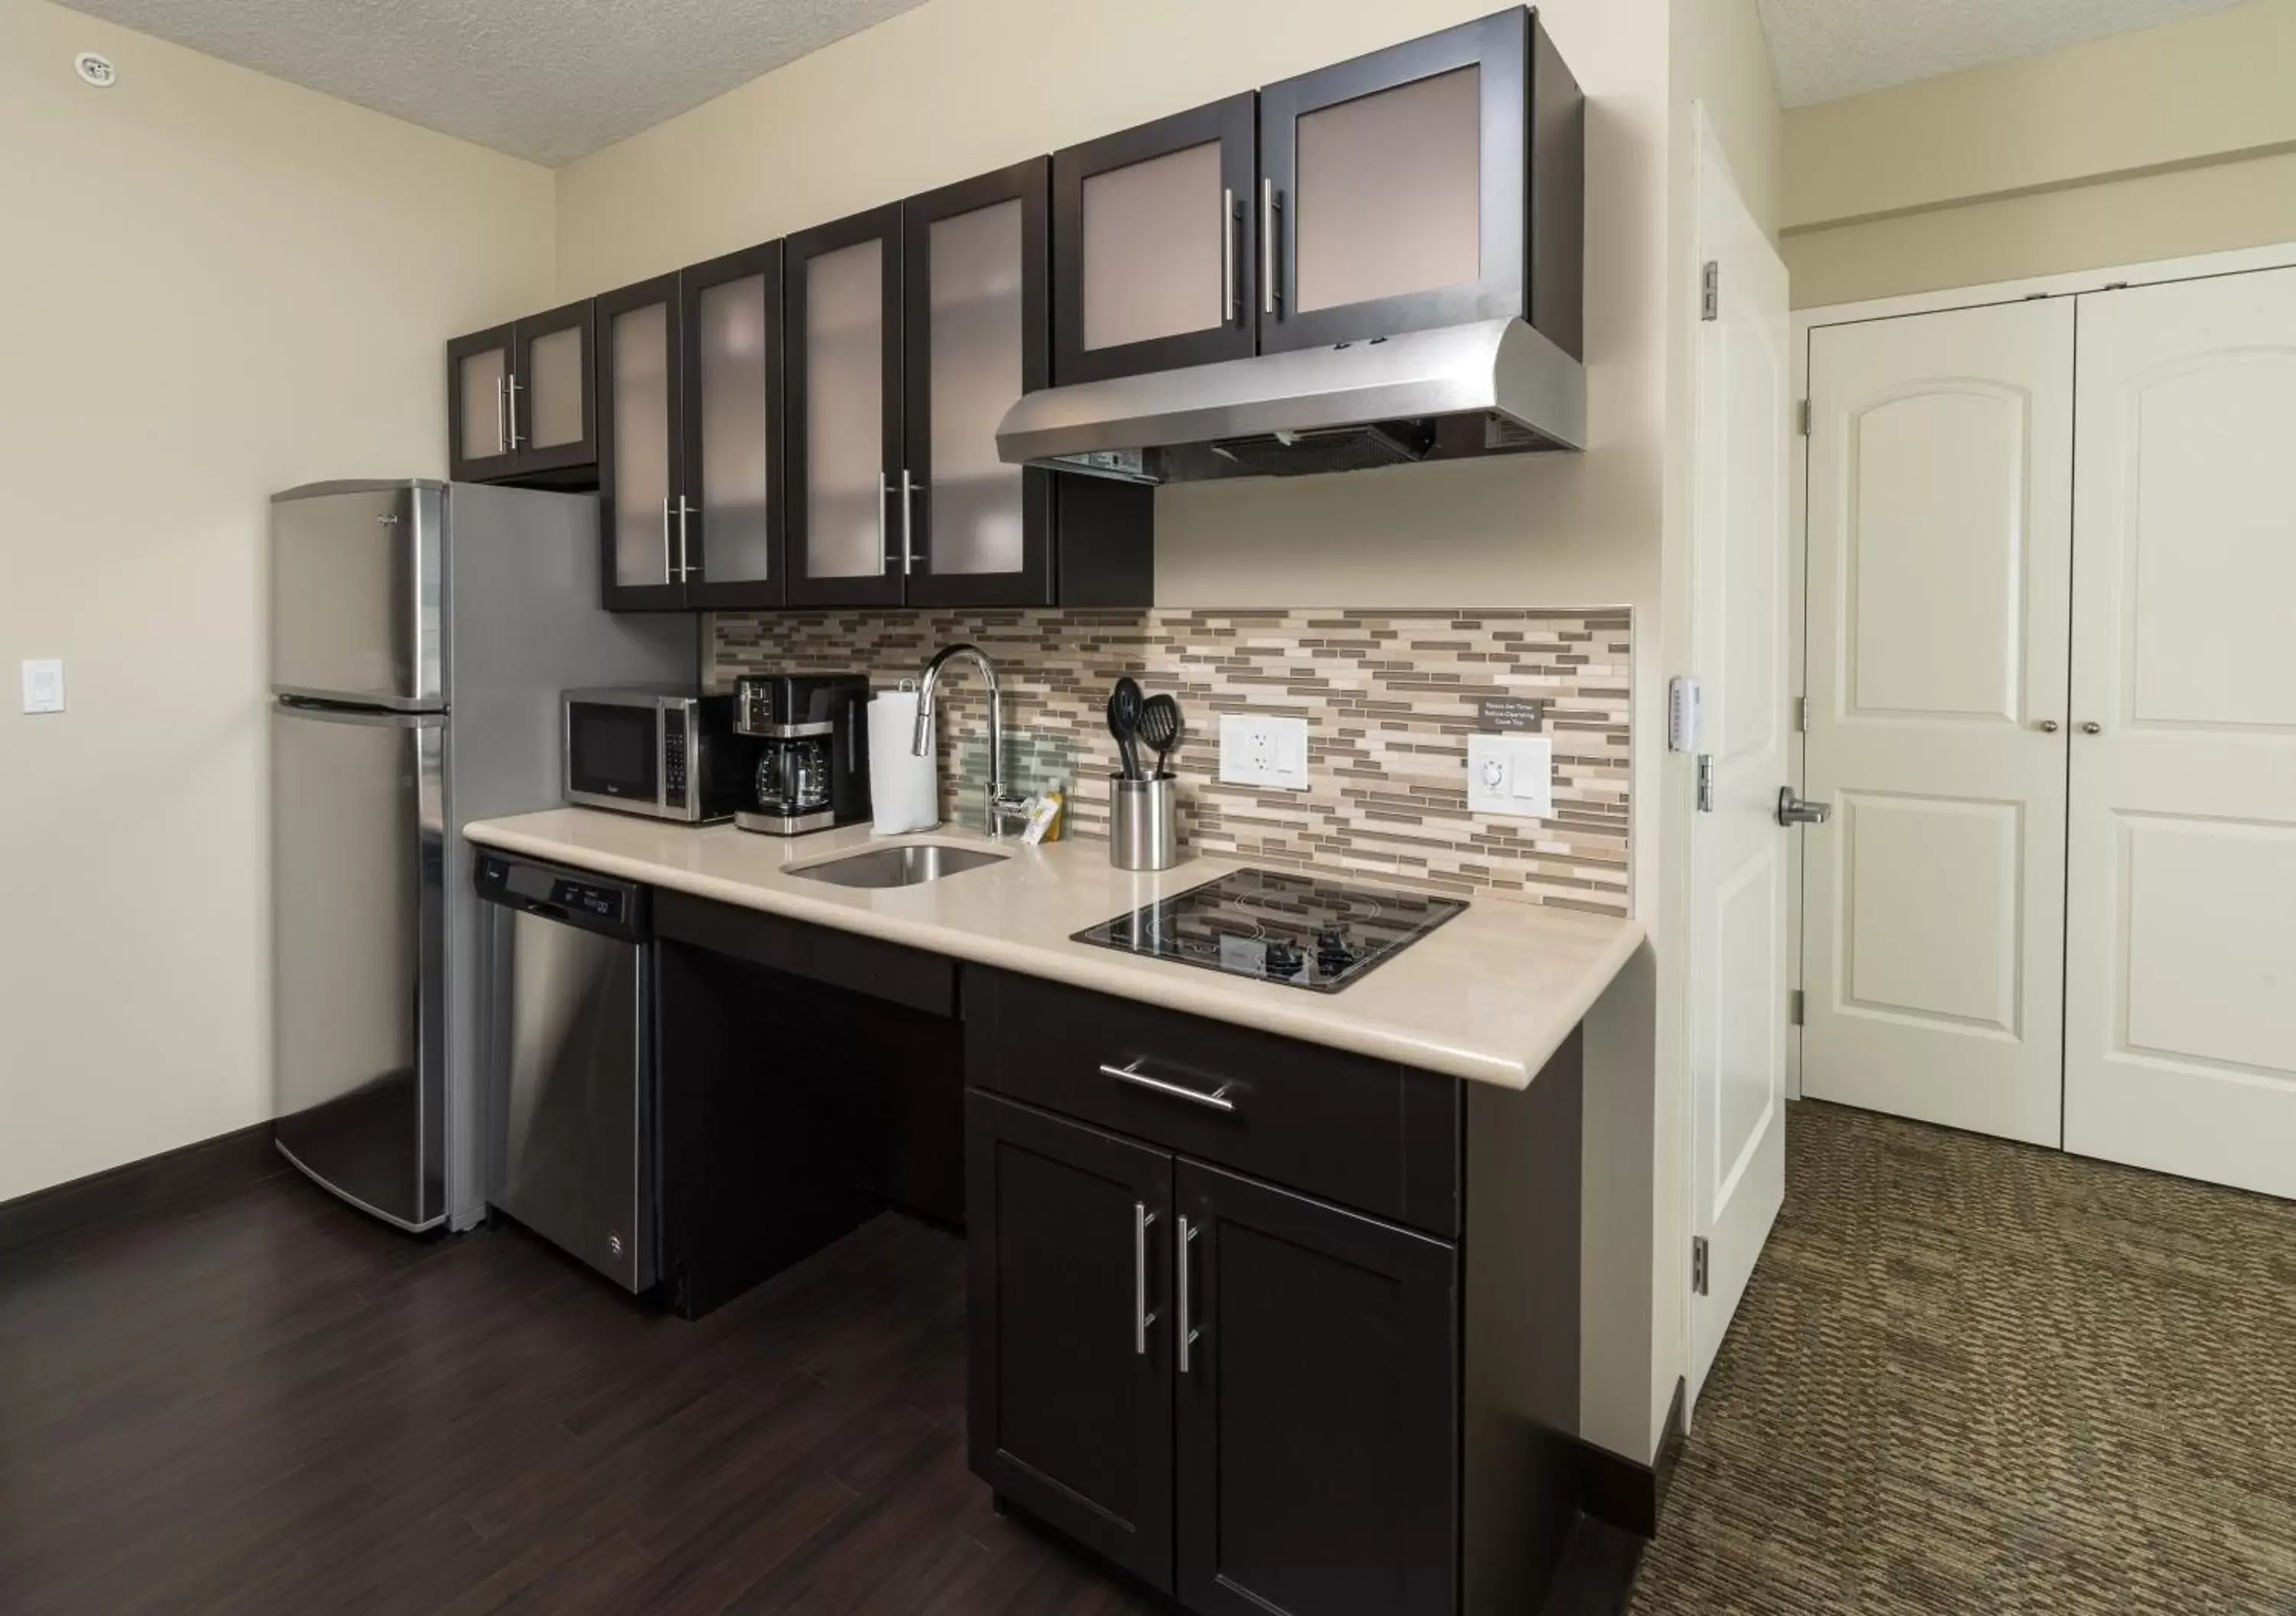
[1261,178,1280,318]
[661,497,673,585]
[1178,1216,1199,1374]
[1221,187,1238,324]
[1133,1202,1157,1356]
[1097,1060,1234,1113]
[2081,721,2103,735]
[494,374,507,454]
[2037,719,2060,733]
[676,497,693,580]
[899,469,915,575]
[506,373,523,448]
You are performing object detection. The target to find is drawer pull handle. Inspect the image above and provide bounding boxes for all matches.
[1098,1060,1234,1113]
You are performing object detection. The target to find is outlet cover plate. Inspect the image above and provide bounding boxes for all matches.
[1467,734,1552,818]
[1218,713,1309,790]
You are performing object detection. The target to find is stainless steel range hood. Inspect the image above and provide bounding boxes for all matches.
[995,317,1586,484]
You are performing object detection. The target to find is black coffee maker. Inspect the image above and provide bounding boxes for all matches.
[730,674,872,835]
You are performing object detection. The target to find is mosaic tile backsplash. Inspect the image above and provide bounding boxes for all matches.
[711,608,1631,916]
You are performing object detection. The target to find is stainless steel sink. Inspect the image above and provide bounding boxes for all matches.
[788,843,1008,890]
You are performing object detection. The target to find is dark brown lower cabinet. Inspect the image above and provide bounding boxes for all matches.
[966,1093,1175,1588]
[1175,1162,1458,1616]
[964,969,1586,1616]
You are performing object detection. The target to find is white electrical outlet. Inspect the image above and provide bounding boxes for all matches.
[1218,713,1309,790]
[20,660,64,715]
[1466,734,1552,818]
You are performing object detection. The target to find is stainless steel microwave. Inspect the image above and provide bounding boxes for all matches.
[563,687,739,823]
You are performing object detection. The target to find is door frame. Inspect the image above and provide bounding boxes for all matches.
[1786,236,2296,1101]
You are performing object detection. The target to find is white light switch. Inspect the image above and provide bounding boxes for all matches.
[1218,713,1310,790]
[20,660,64,715]
[1466,734,1552,818]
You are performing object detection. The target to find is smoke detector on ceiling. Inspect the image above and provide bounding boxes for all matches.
[75,52,116,89]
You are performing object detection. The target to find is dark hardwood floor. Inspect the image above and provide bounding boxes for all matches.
[0,1172,1166,1615]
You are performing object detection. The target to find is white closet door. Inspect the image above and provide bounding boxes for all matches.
[2065,267,2296,1198]
[1802,299,2074,1145]
[1688,109,1792,1406]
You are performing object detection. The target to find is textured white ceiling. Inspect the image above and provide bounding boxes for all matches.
[53,0,934,165]
[1760,0,2254,106]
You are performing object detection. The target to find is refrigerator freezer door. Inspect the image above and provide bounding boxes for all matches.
[272,702,447,1230]
[270,481,446,709]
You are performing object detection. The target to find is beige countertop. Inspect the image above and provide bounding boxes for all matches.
[461,810,1642,1090]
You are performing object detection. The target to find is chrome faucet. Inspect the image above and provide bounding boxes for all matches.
[912,643,1032,839]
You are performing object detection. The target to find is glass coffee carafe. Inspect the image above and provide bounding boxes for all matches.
[753,737,832,820]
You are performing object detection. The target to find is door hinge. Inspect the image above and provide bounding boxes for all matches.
[1700,261,1720,321]
[1792,695,1808,732]
[1797,398,1812,436]
[1790,989,1805,1027]
[1691,1236,1710,1297]
[1695,754,1715,813]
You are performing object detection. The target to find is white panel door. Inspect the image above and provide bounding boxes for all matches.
[1803,300,2074,1145]
[1688,110,1792,1405]
[2065,267,2296,1198]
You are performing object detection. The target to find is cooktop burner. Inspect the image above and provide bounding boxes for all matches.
[1072,868,1467,992]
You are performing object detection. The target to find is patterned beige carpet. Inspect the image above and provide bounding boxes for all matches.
[1630,1101,2296,1615]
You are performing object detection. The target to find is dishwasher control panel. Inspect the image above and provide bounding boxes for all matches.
[475,854,638,930]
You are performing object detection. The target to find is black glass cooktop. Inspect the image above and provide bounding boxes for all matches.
[1071,868,1467,993]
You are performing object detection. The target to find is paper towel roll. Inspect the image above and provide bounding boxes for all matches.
[868,689,941,834]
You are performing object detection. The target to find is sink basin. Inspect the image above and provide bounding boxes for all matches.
[788,843,1008,890]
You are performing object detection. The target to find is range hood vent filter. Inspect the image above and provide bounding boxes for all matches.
[1209,422,1436,478]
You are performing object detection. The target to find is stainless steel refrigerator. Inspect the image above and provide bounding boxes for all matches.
[269,480,695,1232]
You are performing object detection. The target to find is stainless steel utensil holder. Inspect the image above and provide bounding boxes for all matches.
[1108,774,1180,872]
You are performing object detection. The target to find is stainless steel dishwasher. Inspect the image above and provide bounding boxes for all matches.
[474,851,654,1292]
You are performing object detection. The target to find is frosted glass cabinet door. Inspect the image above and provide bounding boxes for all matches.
[680,240,784,608]
[788,204,903,608]
[903,159,1054,606]
[1052,94,1257,385]
[446,326,514,481]
[510,299,598,473]
[1257,9,1580,357]
[595,274,683,611]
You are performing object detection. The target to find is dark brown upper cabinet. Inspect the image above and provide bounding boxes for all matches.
[1260,8,1583,359]
[679,242,788,611]
[595,272,685,611]
[446,299,598,485]
[785,203,907,609]
[1051,94,1258,386]
[901,160,1055,608]
[786,162,1153,611]
[595,246,789,613]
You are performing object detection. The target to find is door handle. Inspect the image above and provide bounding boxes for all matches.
[1133,1203,1157,1356]
[1777,787,1832,827]
[676,496,693,580]
[1098,1060,1235,1113]
[2037,719,2060,733]
[2080,721,2103,735]
[1177,1216,1199,1374]
[494,374,507,454]
[506,373,523,448]
[661,498,674,585]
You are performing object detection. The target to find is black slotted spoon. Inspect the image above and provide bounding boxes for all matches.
[1134,693,1184,778]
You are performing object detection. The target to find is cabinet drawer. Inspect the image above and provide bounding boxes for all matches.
[964,969,1459,1236]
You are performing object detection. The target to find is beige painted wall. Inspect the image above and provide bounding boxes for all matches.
[556,0,1702,1461]
[0,0,555,1203]
[1782,0,2296,306]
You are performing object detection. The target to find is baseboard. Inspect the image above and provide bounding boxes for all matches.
[0,1122,287,1256]
[1579,1375,1687,1539]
